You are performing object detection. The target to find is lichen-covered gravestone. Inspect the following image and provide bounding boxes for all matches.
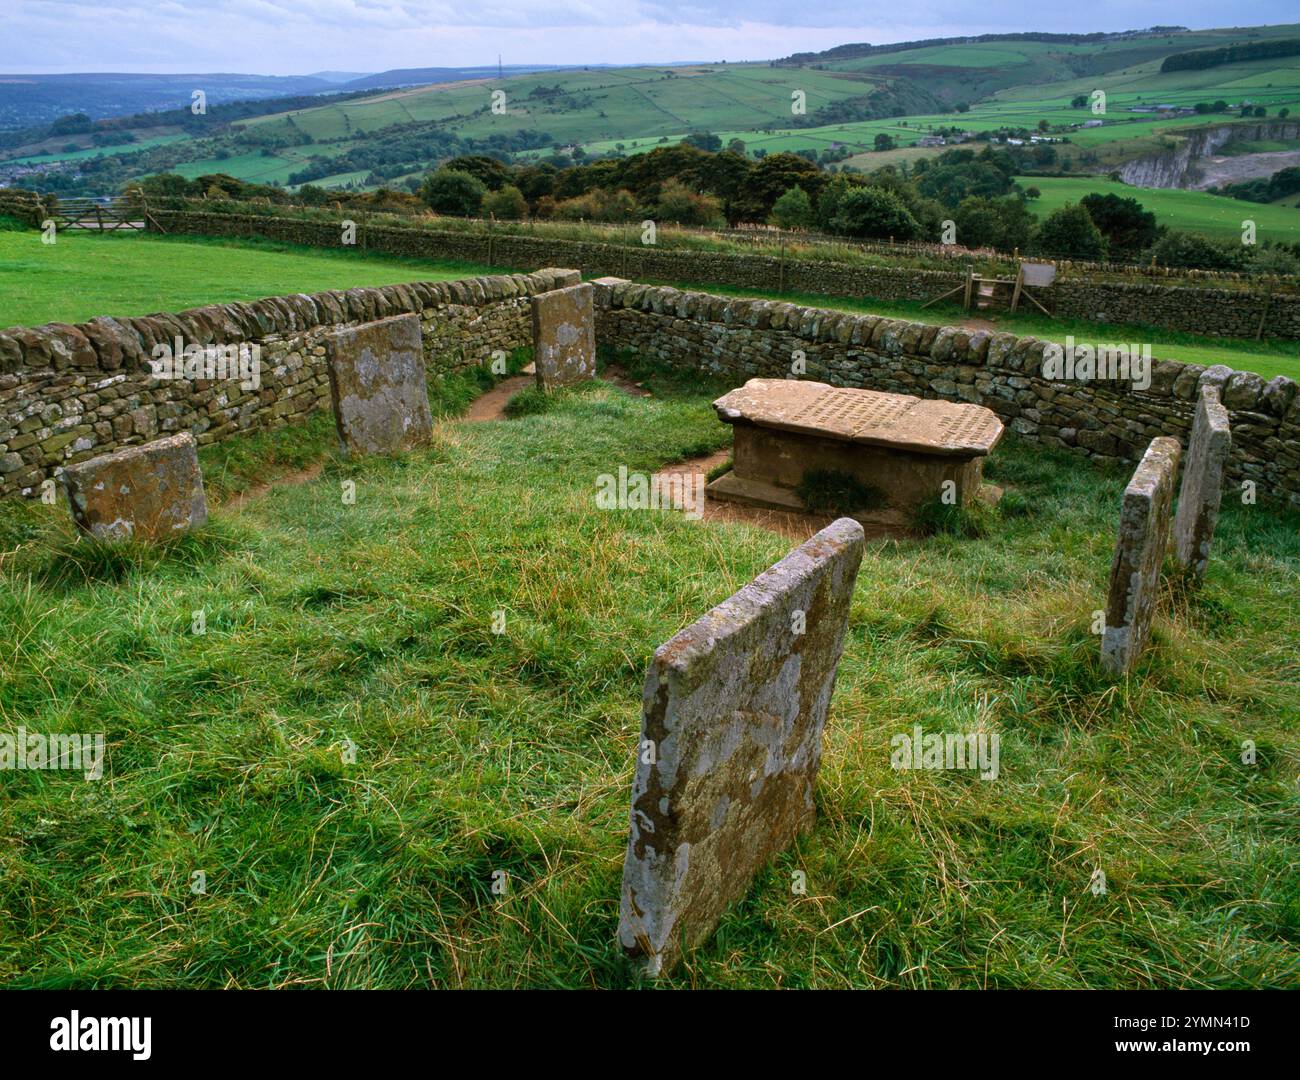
[618,517,866,976]
[1172,385,1232,581]
[61,431,207,542]
[325,313,433,455]
[532,283,595,390]
[1101,436,1181,674]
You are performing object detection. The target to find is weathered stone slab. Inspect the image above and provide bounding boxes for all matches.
[618,517,866,976]
[61,432,207,542]
[532,283,596,390]
[536,267,582,288]
[1172,385,1232,581]
[708,379,1003,523]
[325,313,433,456]
[713,379,1004,457]
[1102,436,1181,674]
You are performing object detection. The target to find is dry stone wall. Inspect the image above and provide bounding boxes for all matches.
[593,280,1300,509]
[148,209,1300,341]
[0,269,576,499]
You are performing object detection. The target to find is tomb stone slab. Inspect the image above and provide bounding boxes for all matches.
[325,313,433,456]
[1172,385,1232,581]
[1102,436,1181,674]
[708,379,1002,522]
[61,432,207,542]
[532,283,596,390]
[618,517,866,976]
[713,379,1004,457]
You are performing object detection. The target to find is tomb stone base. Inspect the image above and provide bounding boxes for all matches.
[706,423,988,526]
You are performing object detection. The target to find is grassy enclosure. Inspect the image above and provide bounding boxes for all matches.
[0,361,1296,988]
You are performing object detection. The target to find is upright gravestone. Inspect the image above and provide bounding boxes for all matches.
[1101,436,1181,675]
[1172,384,1232,581]
[61,431,208,542]
[325,313,433,456]
[618,517,866,976]
[532,283,596,390]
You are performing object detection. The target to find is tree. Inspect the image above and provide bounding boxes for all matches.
[419,168,486,216]
[728,152,824,223]
[770,185,815,229]
[441,155,511,191]
[654,179,725,226]
[1079,192,1162,258]
[953,195,1035,252]
[1036,203,1107,260]
[682,131,722,152]
[874,133,896,151]
[1024,186,1041,199]
[1071,94,1089,109]
[955,102,970,113]
[483,184,528,220]
[726,138,747,156]
[824,185,920,240]
[1149,231,1248,271]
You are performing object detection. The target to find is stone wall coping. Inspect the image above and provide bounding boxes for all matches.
[0,268,578,377]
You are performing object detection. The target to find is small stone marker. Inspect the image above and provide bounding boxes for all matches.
[532,283,596,390]
[1101,436,1181,675]
[536,267,582,288]
[325,313,433,456]
[1171,385,1232,581]
[708,379,1003,525]
[618,517,866,976]
[61,432,207,542]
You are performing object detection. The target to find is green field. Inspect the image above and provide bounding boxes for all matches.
[1,360,1296,987]
[3,227,1297,379]
[1017,175,1300,245]
[0,229,494,326]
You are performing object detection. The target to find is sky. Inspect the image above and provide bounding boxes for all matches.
[2,1,1295,75]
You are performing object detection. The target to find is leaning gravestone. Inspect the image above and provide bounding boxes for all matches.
[325,313,433,456]
[61,431,207,542]
[1171,385,1232,582]
[1101,436,1181,675]
[532,283,595,390]
[618,516,866,976]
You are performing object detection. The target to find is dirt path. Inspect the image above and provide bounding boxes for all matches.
[221,462,325,510]
[465,374,532,421]
[465,366,652,422]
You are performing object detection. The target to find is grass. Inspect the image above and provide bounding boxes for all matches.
[6,225,1298,381]
[0,366,1296,988]
[0,228,498,327]
[1017,176,1300,246]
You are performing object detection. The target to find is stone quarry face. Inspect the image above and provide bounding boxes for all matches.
[618,516,866,976]
[1172,385,1232,581]
[532,283,596,390]
[707,379,1003,523]
[1102,436,1182,675]
[325,313,433,456]
[61,431,207,542]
